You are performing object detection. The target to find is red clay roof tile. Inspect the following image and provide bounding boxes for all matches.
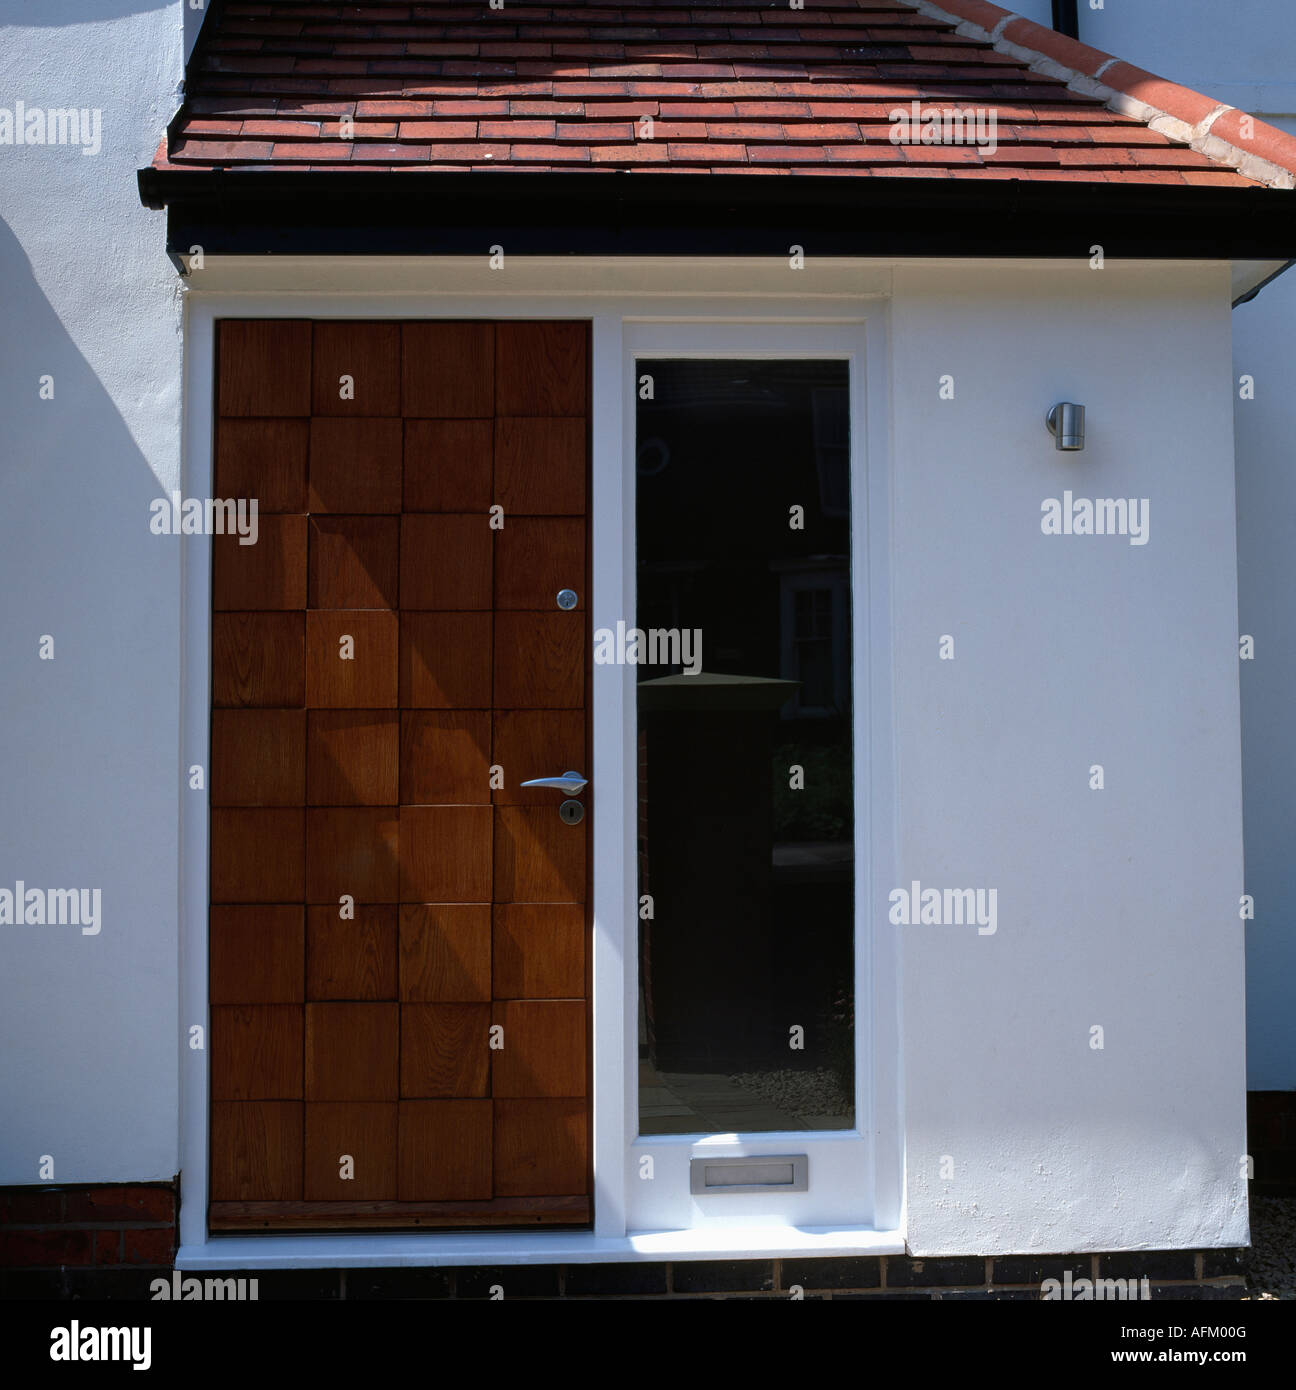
[152,0,1296,191]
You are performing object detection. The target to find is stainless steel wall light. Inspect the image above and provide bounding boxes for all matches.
[1046,402,1086,451]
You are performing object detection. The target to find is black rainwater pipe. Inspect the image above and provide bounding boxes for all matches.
[1052,0,1079,40]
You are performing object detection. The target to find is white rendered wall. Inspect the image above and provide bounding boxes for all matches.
[890,262,1249,1253]
[1051,1,1296,1093]
[173,254,1249,1256]
[1234,220,1296,1093]
[185,0,204,59]
[982,0,1296,1099]
[0,0,1265,1258]
[0,1,185,1183]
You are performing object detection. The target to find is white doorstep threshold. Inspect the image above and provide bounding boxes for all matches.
[176,1225,905,1270]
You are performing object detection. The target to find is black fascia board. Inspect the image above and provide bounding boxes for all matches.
[137,167,1296,262]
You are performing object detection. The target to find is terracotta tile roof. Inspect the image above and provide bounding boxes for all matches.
[152,0,1296,189]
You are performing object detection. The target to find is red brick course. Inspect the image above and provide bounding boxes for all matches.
[123,1227,177,1266]
[63,1185,175,1224]
[0,1183,177,1271]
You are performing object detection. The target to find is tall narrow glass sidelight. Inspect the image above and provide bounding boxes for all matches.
[635,359,855,1135]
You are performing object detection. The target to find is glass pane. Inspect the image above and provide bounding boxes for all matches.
[635,359,854,1135]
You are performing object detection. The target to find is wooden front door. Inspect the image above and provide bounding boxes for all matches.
[207,319,590,1232]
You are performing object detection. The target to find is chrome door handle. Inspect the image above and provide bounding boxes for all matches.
[519,770,588,795]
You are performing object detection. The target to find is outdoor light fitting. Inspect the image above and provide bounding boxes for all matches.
[1047,402,1086,451]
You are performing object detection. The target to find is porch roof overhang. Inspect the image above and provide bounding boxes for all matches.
[137,0,1296,300]
[138,165,1296,280]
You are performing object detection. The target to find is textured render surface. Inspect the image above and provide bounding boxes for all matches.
[0,2,186,1183]
[150,0,1276,184]
[889,261,1248,1255]
[0,2,1266,1257]
[1005,0,1296,1102]
[991,0,1296,1101]
[1233,138,1296,1088]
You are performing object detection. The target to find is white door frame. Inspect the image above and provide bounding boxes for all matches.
[618,319,898,1232]
[175,263,900,1266]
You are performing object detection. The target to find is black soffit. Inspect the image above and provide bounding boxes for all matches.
[137,167,1296,262]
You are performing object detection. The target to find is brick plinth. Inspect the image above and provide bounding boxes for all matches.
[0,1178,1248,1300]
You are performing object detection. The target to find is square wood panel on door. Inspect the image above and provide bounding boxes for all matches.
[208,320,590,1232]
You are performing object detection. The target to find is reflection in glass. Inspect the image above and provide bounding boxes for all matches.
[636,360,854,1135]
